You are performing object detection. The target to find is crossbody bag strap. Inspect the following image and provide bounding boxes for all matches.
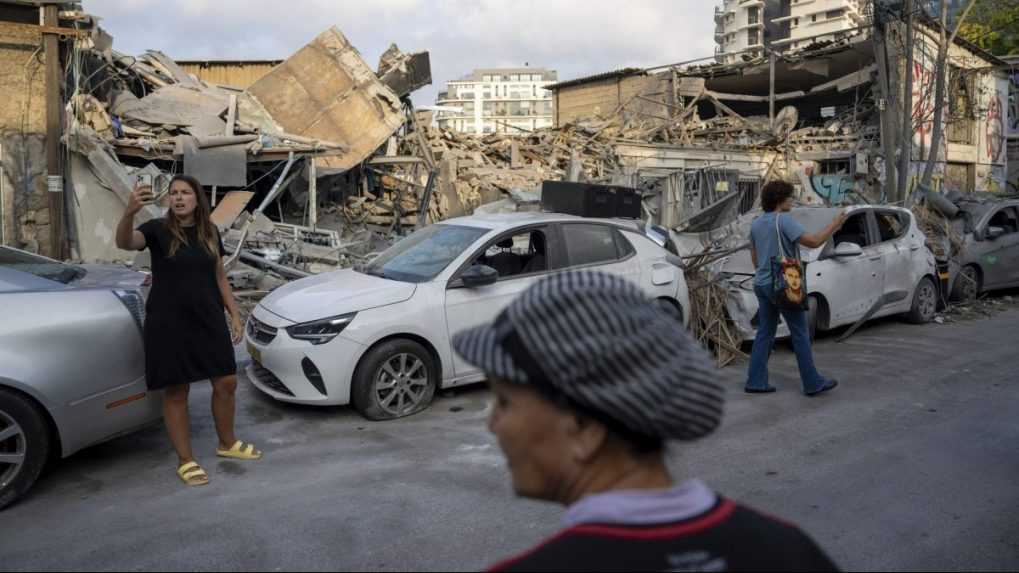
[774,213,800,261]
[774,213,789,258]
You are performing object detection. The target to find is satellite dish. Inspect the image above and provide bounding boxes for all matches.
[772,106,799,140]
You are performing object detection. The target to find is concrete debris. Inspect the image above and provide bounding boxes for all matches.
[50,14,432,294]
[19,3,1011,364]
[377,44,432,98]
[247,27,406,172]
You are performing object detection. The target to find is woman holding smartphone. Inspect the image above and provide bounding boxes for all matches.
[115,175,262,487]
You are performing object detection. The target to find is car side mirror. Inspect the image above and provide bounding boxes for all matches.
[461,264,499,288]
[833,242,863,258]
[985,226,1007,241]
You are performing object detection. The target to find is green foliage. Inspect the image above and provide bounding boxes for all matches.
[957,0,1019,56]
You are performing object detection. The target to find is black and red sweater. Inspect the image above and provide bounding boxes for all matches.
[488,498,839,572]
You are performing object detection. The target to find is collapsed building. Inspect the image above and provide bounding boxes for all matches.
[548,21,1010,221]
[0,1,1013,360]
[540,17,1011,359]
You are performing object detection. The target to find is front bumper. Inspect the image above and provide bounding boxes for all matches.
[245,306,367,406]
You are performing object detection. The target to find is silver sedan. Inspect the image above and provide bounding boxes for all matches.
[0,246,161,510]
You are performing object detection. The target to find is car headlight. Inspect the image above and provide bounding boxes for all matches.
[286,313,357,345]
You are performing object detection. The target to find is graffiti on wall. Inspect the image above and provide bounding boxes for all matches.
[986,91,1005,163]
[808,175,857,205]
[1009,71,1019,137]
[912,61,937,146]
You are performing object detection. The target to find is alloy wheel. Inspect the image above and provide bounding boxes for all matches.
[374,353,430,417]
[918,281,937,322]
[0,410,26,490]
[959,267,978,302]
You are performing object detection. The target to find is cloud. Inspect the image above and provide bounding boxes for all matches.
[85,0,717,105]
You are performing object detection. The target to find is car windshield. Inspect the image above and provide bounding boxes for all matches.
[0,247,86,284]
[361,224,488,283]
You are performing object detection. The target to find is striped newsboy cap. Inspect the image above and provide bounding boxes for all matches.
[452,270,724,442]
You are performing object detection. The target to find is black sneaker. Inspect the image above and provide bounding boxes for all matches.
[745,386,777,394]
[806,380,839,397]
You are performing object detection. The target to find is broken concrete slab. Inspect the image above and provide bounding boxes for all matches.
[245,27,406,172]
[210,191,255,231]
[183,140,248,187]
[113,84,229,128]
[377,44,432,98]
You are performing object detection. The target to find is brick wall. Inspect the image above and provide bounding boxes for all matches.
[0,19,49,253]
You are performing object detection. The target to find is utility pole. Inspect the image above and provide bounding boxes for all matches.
[769,49,777,128]
[43,4,66,259]
[873,1,899,202]
[897,0,916,204]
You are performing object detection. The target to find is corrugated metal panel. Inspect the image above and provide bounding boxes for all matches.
[176,60,282,89]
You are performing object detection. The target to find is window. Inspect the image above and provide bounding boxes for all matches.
[563,224,625,267]
[793,17,799,27]
[748,28,760,46]
[874,212,908,243]
[748,7,759,25]
[947,67,975,145]
[833,212,870,247]
[473,229,549,278]
[483,75,493,82]
[987,208,1019,234]
[509,74,520,81]
[363,224,488,283]
[0,247,85,284]
[827,9,844,19]
[615,231,637,259]
[812,14,818,22]
[818,158,852,175]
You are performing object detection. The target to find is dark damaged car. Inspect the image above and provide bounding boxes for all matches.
[941,194,1019,302]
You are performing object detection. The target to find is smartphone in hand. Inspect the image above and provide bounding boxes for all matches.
[136,174,156,204]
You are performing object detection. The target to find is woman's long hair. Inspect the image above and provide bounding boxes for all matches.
[166,174,219,258]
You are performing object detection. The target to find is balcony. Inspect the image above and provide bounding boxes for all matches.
[715,7,724,22]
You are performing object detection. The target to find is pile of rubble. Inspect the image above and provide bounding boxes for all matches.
[342,118,626,226]
[58,19,436,294]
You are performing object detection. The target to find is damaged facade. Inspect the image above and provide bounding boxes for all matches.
[0,0,64,255]
[1007,55,1018,193]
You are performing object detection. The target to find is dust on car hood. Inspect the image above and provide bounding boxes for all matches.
[260,268,416,324]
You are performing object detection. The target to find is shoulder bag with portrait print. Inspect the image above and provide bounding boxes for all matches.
[770,214,808,311]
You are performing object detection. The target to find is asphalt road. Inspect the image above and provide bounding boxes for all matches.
[1,308,1017,572]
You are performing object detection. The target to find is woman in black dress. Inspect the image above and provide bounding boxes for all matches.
[115,175,262,487]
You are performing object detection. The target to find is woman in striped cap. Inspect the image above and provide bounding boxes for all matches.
[452,270,838,572]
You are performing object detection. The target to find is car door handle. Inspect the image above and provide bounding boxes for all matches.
[910,246,921,251]
[869,256,882,261]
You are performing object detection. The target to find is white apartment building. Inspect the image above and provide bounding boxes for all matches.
[714,0,770,65]
[715,0,872,63]
[771,0,870,51]
[435,68,558,136]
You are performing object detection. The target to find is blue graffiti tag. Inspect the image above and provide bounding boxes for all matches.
[809,175,856,204]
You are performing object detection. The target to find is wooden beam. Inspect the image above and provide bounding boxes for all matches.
[3,21,91,38]
[44,5,66,259]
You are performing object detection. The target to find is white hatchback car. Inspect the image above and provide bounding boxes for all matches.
[715,205,940,340]
[245,212,690,419]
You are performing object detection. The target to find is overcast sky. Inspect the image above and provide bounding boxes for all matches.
[86,0,718,106]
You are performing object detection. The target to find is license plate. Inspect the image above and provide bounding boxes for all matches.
[247,343,262,364]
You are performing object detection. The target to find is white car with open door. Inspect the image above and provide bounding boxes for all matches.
[716,205,940,340]
[245,212,689,419]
